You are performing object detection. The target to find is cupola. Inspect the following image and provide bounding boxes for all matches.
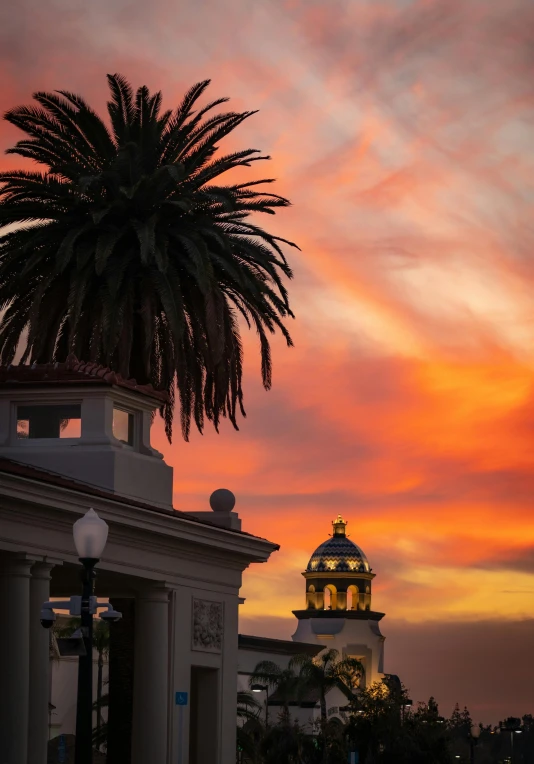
[300,515,375,613]
[0,357,173,510]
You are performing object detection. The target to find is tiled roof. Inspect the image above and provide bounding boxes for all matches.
[307,535,370,573]
[0,355,168,403]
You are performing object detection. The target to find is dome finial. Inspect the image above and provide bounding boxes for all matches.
[332,514,347,537]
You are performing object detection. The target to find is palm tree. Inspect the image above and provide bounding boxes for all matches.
[249,660,301,721]
[0,74,296,440]
[290,649,364,723]
[238,690,261,723]
[237,691,262,763]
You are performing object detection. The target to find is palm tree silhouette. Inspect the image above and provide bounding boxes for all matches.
[0,75,297,440]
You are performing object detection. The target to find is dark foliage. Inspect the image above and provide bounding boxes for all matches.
[0,75,297,440]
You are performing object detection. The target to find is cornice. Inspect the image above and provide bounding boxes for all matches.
[0,470,278,569]
[292,609,385,621]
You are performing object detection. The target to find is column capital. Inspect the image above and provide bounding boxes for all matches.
[30,560,57,581]
[2,555,35,578]
[136,587,170,604]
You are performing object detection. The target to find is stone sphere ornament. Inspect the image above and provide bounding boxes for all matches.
[209,488,236,514]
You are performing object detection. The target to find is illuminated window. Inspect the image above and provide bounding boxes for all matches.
[17,405,81,439]
[112,407,134,445]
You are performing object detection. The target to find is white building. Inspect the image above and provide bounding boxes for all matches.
[238,514,389,727]
[292,513,386,687]
[0,359,278,764]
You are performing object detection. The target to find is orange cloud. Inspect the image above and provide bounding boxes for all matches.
[2,0,534,722]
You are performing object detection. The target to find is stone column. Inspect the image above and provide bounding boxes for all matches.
[131,589,170,764]
[28,561,55,764]
[1,556,33,764]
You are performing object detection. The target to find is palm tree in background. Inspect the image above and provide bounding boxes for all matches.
[290,649,364,723]
[0,74,296,440]
[237,691,262,763]
[53,617,110,749]
[249,660,301,720]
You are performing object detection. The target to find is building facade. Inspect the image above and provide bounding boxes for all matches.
[0,360,278,764]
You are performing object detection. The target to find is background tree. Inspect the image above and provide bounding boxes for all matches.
[290,649,364,722]
[260,719,318,764]
[237,691,262,764]
[290,650,363,764]
[0,74,297,440]
[249,660,300,721]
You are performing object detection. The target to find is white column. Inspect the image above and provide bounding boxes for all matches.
[1,557,33,764]
[132,589,170,764]
[28,561,55,764]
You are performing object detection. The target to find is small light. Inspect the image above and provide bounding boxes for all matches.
[471,725,481,739]
[73,508,109,560]
[251,684,266,693]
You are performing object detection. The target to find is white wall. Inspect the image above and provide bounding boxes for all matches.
[49,652,108,739]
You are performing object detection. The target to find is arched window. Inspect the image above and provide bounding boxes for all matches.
[306,584,316,610]
[346,585,359,610]
[323,584,337,610]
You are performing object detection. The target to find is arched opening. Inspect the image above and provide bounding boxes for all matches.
[346,585,359,610]
[306,584,316,610]
[323,584,337,610]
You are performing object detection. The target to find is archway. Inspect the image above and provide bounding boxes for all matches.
[323,584,337,610]
[306,584,316,609]
[346,585,359,610]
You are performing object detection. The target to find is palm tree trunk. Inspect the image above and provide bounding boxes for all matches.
[320,691,327,722]
[320,691,328,764]
[107,598,135,763]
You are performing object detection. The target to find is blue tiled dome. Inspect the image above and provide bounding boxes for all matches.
[306,515,370,573]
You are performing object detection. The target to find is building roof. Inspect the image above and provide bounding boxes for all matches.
[0,355,168,404]
[238,634,324,657]
[306,515,370,573]
[0,456,277,546]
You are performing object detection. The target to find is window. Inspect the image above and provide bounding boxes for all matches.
[17,405,81,439]
[112,407,134,445]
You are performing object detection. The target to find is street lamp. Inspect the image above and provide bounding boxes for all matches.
[498,720,522,764]
[251,684,270,726]
[401,698,412,723]
[469,724,481,764]
[73,509,109,764]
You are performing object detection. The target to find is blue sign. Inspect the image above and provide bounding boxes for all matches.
[58,735,66,764]
[175,691,188,706]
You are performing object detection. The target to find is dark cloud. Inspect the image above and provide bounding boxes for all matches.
[477,547,534,575]
[240,614,534,724]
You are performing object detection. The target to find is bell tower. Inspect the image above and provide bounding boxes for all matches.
[292,515,386,686]
[303,515,374,612]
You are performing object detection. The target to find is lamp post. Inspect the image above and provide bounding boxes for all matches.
[73,509,109,764]
[498,720,522,764]
[469,724,481,764]
[401,698,412,723]
[251,684,269,726]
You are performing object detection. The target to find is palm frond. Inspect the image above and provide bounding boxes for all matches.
[0,74,296,441]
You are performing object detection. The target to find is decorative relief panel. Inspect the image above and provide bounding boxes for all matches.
[191,598,224,653]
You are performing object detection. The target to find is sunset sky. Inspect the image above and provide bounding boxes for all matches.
[2,0,534,724]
